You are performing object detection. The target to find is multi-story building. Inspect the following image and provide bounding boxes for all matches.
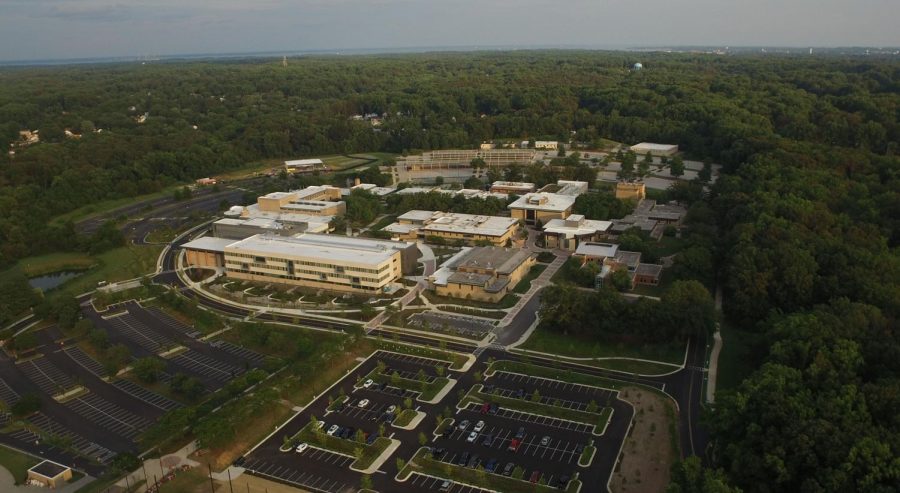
[508,192,578,226]
[396,149,536,183]
[182,233,417,294]
[257,185,346,217]
[542,214,612,250]
[383,211,520,247]
[629,143,679,157]
[615,181,646,201]
[429,246,536,302]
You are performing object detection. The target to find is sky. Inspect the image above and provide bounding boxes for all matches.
[0,0,897,61]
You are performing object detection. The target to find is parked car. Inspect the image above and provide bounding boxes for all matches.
[357,399,370,408]
[457,452,470,466]
[503,462,515,476]
[458,420,470,431]
[314,421,325,430]
[474,420,485,432]
[295,443,308,453]
[386,405,397,414]
[529,471,541,483]
[480,402,490,414]
[507,438,520,452]
[488,403,499,415]
[326,424,339,436]
[439,481,452,492]
[575,443,586,453]
[467,455,480,468]
[442,426,453,438]
[485,458,498,473]
[559,474,571,489]
[366,433,378,445]
[515,427,526,439]
[515,388,525,399]
[481,434,493,446]
[433,448,446,459]
[541,436,551,446]
[363,379,373,388]
[466,431,479,443]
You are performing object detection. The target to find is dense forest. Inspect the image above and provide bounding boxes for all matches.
[1,51,899,492]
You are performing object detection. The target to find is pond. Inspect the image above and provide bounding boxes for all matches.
[28,271,83,291]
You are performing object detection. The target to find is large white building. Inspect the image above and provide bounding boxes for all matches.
[284,158,327,173]
[383,210,520,246]
[183,233,417,294]
[629,143,679,157]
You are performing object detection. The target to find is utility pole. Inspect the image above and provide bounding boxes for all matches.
[208,463,215,493]
[227,467,234,493]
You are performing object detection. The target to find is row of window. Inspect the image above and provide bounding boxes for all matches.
[226,264,391,284]
[225,253,391,274]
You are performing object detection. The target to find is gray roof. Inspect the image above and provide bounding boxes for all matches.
[29,460,70,478]
[635,263,663,278]
[450,246,532,275]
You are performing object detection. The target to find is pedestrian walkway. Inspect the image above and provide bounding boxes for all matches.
[499,254,566,327]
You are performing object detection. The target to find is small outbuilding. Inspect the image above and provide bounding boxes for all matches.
[27,460,73,489]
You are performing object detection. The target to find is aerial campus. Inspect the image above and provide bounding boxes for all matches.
[0,48,897,493]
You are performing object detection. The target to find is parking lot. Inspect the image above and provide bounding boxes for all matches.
[242,457,356,493]
[64,392,154,440]
[406,473,492,492]
[489,370,618,406]
[444,413,584,464]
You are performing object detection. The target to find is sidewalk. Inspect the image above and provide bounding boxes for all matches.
[499,253,566,327]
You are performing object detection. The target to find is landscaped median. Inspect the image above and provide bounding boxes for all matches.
[372,341,472,371]
[487,359,631,391]
[392,408,426,430]
[290,419,398,472]
[459,384,612,436]
[397,447,582,493]
[578,442,597,467]
[362,366,456,404]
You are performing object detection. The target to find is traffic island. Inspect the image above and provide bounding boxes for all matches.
[392,409,426,430]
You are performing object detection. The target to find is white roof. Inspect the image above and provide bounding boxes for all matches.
[430,248,472,286]
[383,223,418,234]
[284,158,324,166]
[508,192,577,212]
[182,236,237,253]
[543,218,612,236]
[491,181,535,189]
[574,242,619,258]
[396,186,437,195]
[395,211,517,237]
[398,210,438,222]
[630,143,677,152]
[241,204,333,227]
[225,233,407,266]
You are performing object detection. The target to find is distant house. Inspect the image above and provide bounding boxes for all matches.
[195,177,217,186]
[535,141,559,150]
[480,142,498,150]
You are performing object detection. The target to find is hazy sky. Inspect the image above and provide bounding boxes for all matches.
[1,0,897,61]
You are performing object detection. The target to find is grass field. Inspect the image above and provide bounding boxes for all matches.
[13,252,96,277]
[512,264,547,294]
[519,328,685,365]
[0,446,39,484]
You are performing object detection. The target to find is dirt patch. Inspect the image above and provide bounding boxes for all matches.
[609,386,678,493]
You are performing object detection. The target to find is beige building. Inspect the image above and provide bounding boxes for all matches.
[429,247,536,302]
[615,182,646,201]
[396,149,536,184]
[508,192,578,226]
[542,214,612,250]
[27,461,73,489]
[629,143,679,157]
[383,211,520,247]
[257,186,346,217]
[183,233,417,293]
[534,141,559,150]
[490,181,536,194]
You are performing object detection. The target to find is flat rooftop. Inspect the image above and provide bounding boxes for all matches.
[543,217,612,236]
[491,181,535,189]
[630,142,678,151]
[29,461,70,479]
[225,233,408,265]
[285,158,324,166]
[395,211,517,237]
[508,192,577,212]
[449,246,533,275]
[574,242,619,259]
[181,236,237,253]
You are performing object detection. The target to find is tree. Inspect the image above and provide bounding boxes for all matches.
[132,357,167,383]
[609,270,632,292]
[698,161,712,182]
[404,397,413,410]
[360,474,373,490]
[391,371,401,387]
[557,144,566,157]
[11,393,41,417]
[618,151,636,179]
[434,176,444,186]
[435,365,445,377]
[418,431,428,446]
[463,175,483,189]
[669,155,685,177]
[661,281,715,338]
[667,457,741,493]
[530,389,541,402]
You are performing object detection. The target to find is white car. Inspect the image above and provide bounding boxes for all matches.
[295,443,308,453]
[540,436,550,446]
[466,431,478,443]
[474,420,485,432]
[314,420,325,430]
[386,405,397,414]
[326,424,339,436]
[358,399,370,408]
[363,379,374,389]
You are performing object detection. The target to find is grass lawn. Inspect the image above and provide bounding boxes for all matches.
[59,244,164,296]
[0,446,39,484]
[512,264,547,294]
[424,291,519,309]
[367,368,450,402]
[393,409,418,427]
[488,360,667,395]
[653,236,687,258]
[717,321,762,390]
[520,327,684,365]
[12,252,96,277]
[631,269,675,297]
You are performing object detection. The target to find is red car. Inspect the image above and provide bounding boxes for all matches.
[480,402,490,414]
[507,438,520,452]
